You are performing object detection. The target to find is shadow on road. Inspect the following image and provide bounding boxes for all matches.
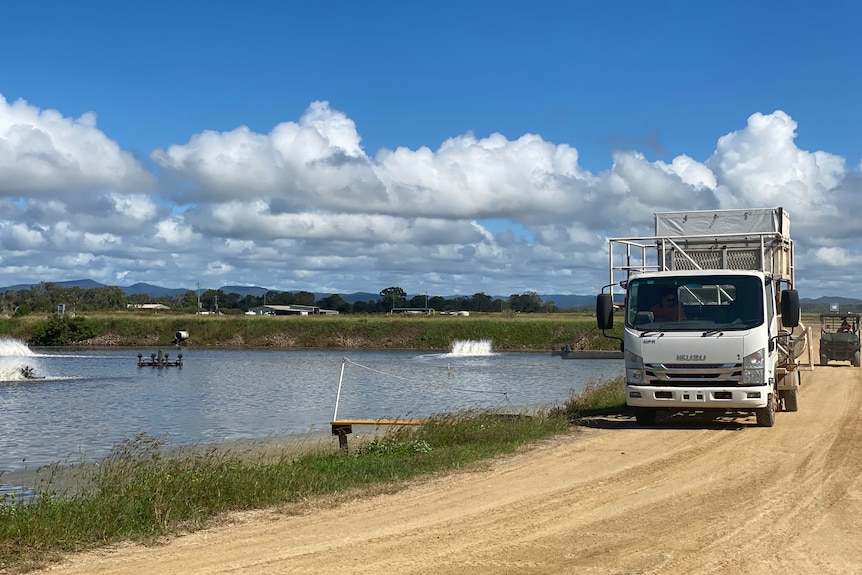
[577,411,748,431]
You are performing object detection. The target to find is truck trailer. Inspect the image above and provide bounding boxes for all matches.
[596,207,812,427]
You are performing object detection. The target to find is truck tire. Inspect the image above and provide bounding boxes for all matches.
[782,388,799,412]
[820,354,829,366]
[853,351,861,367]
[634,408,657,426]
[755,397,776,427]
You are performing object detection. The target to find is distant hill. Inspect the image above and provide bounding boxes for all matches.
[219,285,265,297]
[0,281,388,305]
[124,283,189,298]
[0,279,109,292]
[218,287,380,303]
[800,296,861,304]
[336,292,381,304]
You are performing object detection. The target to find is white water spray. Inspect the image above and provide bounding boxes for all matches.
[0,338,35,357]
[449,339,494,356]
[0,338,37,381]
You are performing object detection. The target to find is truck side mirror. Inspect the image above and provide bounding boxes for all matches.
[781,289,800,328]
[596,294,614,330]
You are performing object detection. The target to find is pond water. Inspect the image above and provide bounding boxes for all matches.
[0,337,623,480]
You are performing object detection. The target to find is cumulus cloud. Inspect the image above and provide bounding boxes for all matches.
[707,111,845,213]
[0,95,155,196]
[0,97,858,297]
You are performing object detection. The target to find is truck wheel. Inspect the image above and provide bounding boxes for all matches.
[634,408,657,426]
[820,354,829,366]
[853,351,861,367]
[755,397,776,427]
[782,388,799,412]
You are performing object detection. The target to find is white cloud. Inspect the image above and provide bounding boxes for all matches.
[0,95,156,196]
[153,217,200,246]
[809,246,862,267]
[1,99,861,298]
[706,111,844,212]
[0,222,46,251]
[152,102,377,208]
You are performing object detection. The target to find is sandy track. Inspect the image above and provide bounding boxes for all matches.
[42,363,862,574]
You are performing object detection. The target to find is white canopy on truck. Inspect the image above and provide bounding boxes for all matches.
[654,207,789,239]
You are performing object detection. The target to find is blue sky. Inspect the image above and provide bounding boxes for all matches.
[1,1,861,299]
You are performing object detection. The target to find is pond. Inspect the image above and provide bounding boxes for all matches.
[0,338,623,478]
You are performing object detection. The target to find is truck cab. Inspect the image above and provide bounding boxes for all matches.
[596,208,811,427]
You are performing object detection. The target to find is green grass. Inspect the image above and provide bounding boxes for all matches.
[0,377,624,573]
[1,313,623,351]
[550,376,627,420]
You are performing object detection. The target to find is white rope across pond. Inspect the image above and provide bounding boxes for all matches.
[332,356,513,423]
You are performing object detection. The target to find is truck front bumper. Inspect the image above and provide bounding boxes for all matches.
[626,385,769,410]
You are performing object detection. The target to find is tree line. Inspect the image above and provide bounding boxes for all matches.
[1,283,562,316]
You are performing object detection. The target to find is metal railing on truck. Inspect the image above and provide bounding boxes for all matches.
[605,230,811,372]
[606,230,796,300]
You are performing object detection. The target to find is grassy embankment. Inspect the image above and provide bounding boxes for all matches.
[0,379,625,573]
[0,312,623,351]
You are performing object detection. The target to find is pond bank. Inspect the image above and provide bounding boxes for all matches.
[3,314,622,351]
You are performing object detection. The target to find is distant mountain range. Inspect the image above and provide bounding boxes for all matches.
[1,279,860,309]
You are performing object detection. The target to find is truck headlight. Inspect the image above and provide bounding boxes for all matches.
[742,348,764,384]
[626,351,645,385]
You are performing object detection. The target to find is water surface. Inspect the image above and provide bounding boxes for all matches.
[0,338,622,473]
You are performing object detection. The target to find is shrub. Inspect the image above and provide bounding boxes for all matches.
[28,315,103,346]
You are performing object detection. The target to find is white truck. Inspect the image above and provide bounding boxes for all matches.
[596,207,812,427]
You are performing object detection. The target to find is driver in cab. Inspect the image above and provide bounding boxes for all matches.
[650,289,686,322]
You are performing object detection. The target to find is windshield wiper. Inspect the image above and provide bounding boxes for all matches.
[702,328,724,337]
[640,330,665,338]
[703,318,759,336]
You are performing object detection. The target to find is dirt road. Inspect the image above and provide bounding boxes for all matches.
[43,363,862,575]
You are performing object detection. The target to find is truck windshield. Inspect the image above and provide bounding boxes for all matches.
[625,275,764,331]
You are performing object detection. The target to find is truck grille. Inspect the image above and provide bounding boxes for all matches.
[644,363,743,385]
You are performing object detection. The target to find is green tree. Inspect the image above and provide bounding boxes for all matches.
[293,291,316,306]
[26,284,52,313]
[199,289,228,312]
[428,296,446,312]
[175,290,200,310]
[127,293,150,305]
[219,291,241,310]
[1,290,17,315]
[451,296,470,311]
[408,294,430,309]
[509,291,543,313]
[471,292,494,312]
[317,294,351,313]
[268,291,289,305]
[12,304,31,317]
[379,287,407,310]
[81,286,127,311]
